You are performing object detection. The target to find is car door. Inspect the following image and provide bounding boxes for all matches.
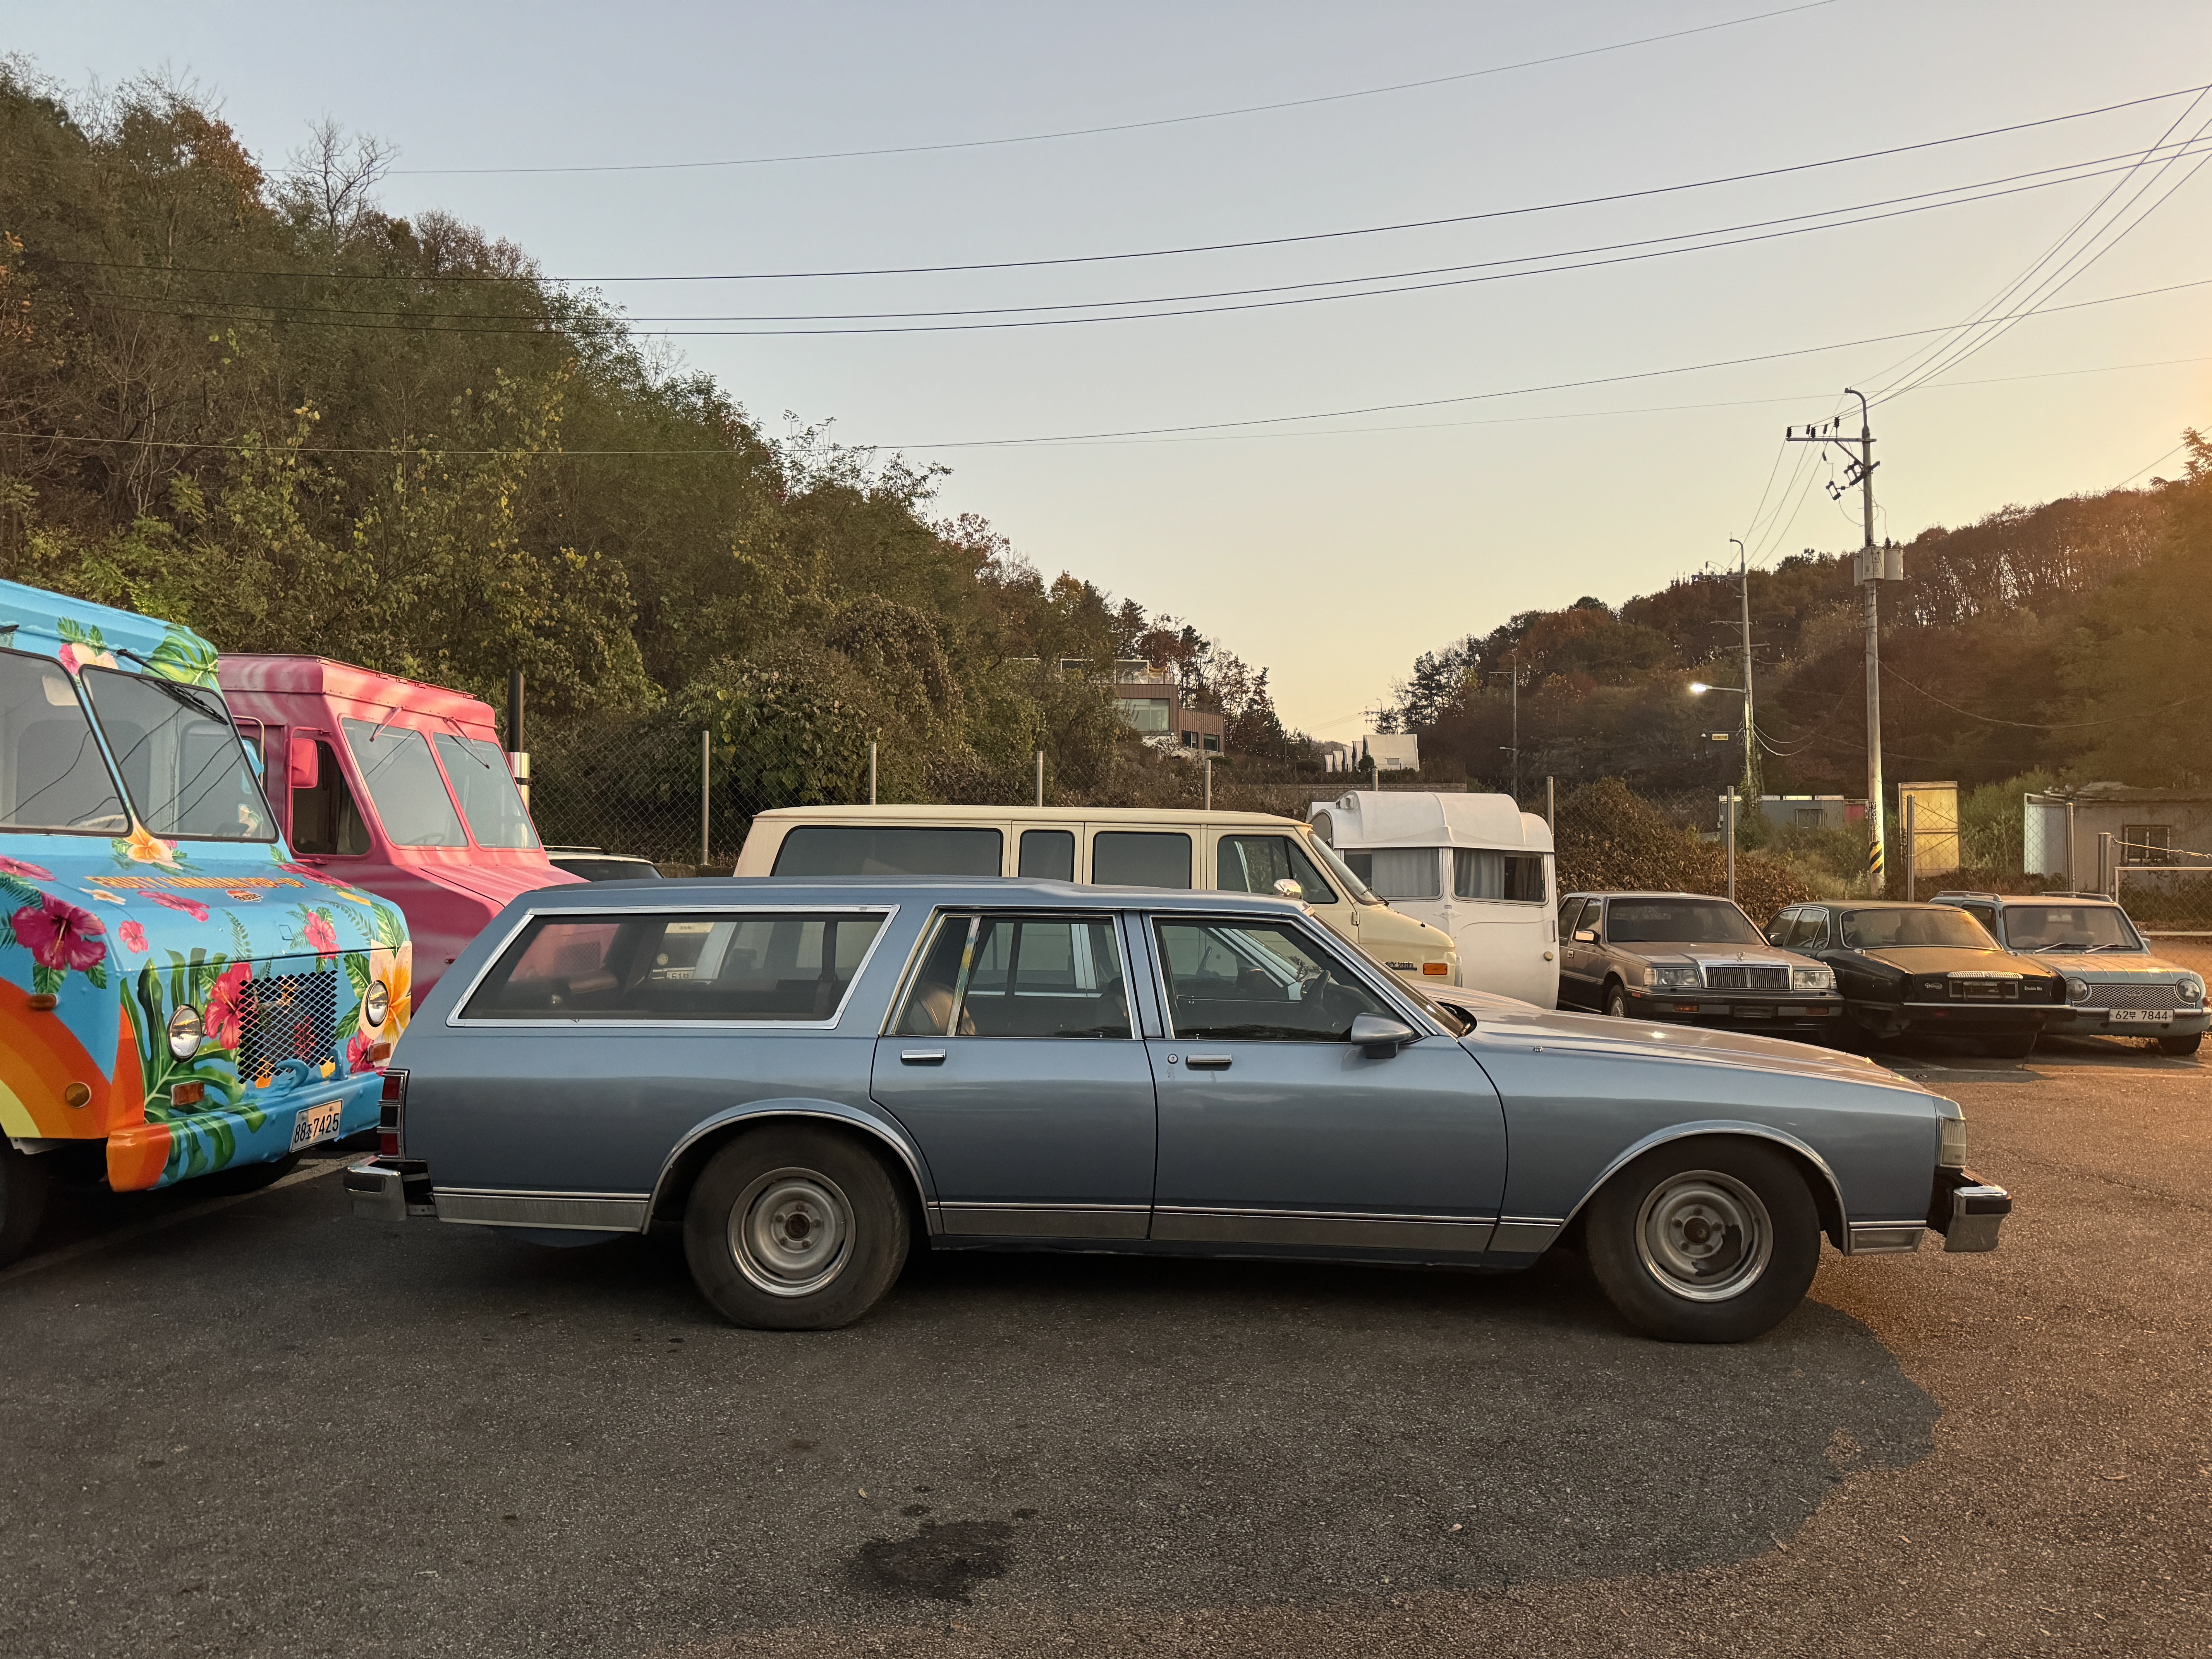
[1141,913,1506,1254]
[869,909,1156,1238]
[1558,897,1601,1007]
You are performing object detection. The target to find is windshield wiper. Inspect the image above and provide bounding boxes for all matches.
[2032,941,2093,952]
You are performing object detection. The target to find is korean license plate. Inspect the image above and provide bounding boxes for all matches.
[289,1099,345,1151]
[2109,1008,2173,1025]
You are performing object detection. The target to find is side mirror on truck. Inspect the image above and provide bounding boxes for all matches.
[289,736,320,790]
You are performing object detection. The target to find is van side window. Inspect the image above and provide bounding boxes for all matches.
[1216,835,1339,905]
[773,824,1003,876]
[1018,829,1075,881]
[291,740,370,855]
[1092,831,1191,889]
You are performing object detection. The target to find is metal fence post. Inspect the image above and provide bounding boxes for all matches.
[1203,753,1212,811]
[2099,831,2115,898]
[1905,794,1917,902]
[1726,786,1736,904]
[1545,776,1555,829]
[700,730,711,870]
[869,740,878,806]
[1035,749,1044,807]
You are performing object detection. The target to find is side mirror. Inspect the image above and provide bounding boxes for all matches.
[288,736,320,790]
[1272,878,1305,902]
[1573,928,1597,944]
[1767,928,1788,945]
[1348,1012,1417,1055]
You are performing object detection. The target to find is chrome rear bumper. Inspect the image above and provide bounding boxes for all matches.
[344,1156,434,1221]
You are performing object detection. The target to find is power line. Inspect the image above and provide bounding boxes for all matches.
[389,3,1838,175]
[94,143,2212,341]
[2114,438,2193,488]
[53,82,2208,287]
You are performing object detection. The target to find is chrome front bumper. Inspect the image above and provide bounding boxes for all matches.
[1928,1166,2011,1253]
[344,1156,435,1221]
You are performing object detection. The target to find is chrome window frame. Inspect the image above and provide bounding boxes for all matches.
[443,903,901,1031]
[1143,909,1448,1044]
[877,905,1141,1041]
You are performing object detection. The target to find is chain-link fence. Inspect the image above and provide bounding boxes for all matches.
[2115,866,2212,934]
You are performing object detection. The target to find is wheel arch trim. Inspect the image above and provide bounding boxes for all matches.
[1560,1121,1851,1253]
[646,1099,939,1235]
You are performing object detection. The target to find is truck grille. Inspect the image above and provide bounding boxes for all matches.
[1704,965,1787,991]
[1949,977,2020,1002]
[237,971,340,1083]
[2081,982,2183,1010]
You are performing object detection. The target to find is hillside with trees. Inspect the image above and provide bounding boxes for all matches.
[1390,431,2212,873]
[0,62,1298,851]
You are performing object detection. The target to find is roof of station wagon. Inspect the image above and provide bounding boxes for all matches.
[508,876,1319,917]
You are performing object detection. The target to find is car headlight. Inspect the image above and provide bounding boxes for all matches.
[2066,977,2091,1004]
[1649,964,1701,989]
[2179,977,2205,1004]
[1790,965,1834,991]
[1936,1111,1969,1169]
[167,1003,204,1061]
[364,979,390,1028]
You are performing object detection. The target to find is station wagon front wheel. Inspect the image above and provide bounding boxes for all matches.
[1583,1139,1820,1342]
[683,1127,909,1330]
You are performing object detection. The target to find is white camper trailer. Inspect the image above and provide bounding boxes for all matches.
[1308,791,1559,1006]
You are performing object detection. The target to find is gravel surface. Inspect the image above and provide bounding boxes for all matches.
[1,1041,2204,1657]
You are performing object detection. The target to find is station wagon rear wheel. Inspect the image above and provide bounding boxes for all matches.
[1583,1139,1820,1343]
[683,1127,908,1330]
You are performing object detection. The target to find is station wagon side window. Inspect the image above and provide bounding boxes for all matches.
[1018,829,1075,881]
[1153,917,1392,1042]
[1092,830,1191,889]
[460,910,888,1022]
[1215,834,1340,906]
[893,912,1131,1038]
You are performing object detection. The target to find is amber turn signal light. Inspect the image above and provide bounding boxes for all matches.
[26,993,58,1011]
[171,1081,206,1107]
[1421,962,1449,976]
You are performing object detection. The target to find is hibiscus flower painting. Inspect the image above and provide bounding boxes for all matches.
[304,909,339,957]
[345,1030,378,1075]
[0,856,53,881]
[204,962,253,1050]
[11,893,107,972]
[119,919,148,954]
[149,891,211,924]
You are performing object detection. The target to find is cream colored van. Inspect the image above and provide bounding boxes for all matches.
[734,805,1458,986]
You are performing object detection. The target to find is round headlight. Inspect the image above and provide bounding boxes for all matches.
[2180,977,2204,1004]
[364,979,390,1028]
[2066,977,2091,1003]
[167,1003,204,1061]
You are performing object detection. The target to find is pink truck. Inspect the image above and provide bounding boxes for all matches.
[216,658,579,996]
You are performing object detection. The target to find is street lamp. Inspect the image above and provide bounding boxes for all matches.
[1688,684,1747,901]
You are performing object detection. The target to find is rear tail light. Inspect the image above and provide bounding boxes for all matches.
[378,1067,409,1157]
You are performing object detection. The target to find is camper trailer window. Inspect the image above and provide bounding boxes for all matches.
[79,666,273,841]
[0,648,129,834]
[1355,848,1441,900]
[434,733,539,851]
[342,720,467,848]
[1453,850,1547,903]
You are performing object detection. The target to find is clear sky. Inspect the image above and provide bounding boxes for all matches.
[8,1,2210,736]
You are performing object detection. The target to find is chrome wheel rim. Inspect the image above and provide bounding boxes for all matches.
[1634,1170,1772,1302]
[729,1168,853,1298]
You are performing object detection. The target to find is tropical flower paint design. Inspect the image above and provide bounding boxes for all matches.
[80,887,127,905]
[120,824,182,867]
[0,856,54,881]
[119,919,148,954]
[149,891,211,923]
[12,893,108,973]
[57,641,118,675]
[204,961,253,1050]
[345,1030,377,1075]
[304,910,338,957]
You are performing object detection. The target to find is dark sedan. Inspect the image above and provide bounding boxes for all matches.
[1768,901,2064,1056]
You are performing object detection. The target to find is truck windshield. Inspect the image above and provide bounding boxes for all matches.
[433,733,539,850]
[78,666,272,840]
[0,649,130,833]
[342,720,465,847]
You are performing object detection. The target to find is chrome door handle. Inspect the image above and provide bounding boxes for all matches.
[1183,1053,1233,1069]
[900,1049,947,1064]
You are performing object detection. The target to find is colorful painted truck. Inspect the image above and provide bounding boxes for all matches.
[215,658,579,998]
[0,582,411,1264]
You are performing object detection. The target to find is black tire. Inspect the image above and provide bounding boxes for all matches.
[1982,1033,2037,1059]
[1583,1138,1822,1343]
[1603,981,1630,1018]
[0,1141,52,1267]
[682,1125,909,1330]
[2157,1031,2203,1056]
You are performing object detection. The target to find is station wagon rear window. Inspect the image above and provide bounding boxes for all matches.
[461,911,887,1022]
[772,825,1002,877]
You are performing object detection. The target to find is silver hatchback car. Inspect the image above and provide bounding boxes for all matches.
[1934,891,2207,1055]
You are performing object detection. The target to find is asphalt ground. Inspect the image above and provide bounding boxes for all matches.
[0,1035,2205,1658]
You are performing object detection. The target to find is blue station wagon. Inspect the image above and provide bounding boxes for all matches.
[348,879,2011,1342]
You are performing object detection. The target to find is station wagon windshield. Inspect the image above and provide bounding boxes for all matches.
[77,665,272,840]
[1605,899,1762,945]
[0,648,131,833]
[1841,908,1994,950]
[1999,904,2143,952]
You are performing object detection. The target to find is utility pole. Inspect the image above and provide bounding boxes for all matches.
[1728,537,1759,807]
[1788,392,1897,890]
[1509,649,1521,805]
